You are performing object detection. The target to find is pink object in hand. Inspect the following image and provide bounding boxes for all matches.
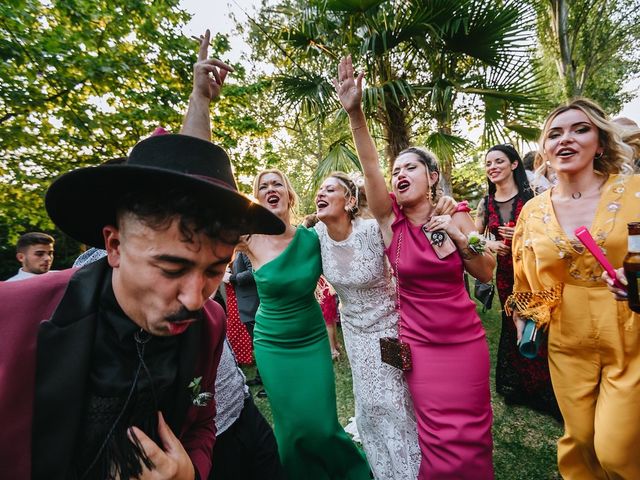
[574,226,626,290]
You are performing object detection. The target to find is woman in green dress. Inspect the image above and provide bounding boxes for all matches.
[239,168,370,479]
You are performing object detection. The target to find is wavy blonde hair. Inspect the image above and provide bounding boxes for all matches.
[253,168,299,216]
[538,98,636,174]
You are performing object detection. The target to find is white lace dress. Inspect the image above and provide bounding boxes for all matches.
[315,218,420,479]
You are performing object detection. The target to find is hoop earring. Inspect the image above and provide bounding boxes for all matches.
[595,152,603,160]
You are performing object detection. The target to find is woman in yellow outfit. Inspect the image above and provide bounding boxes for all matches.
[507,98,640,479]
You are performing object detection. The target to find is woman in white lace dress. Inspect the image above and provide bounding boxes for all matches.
[314,172,421,479]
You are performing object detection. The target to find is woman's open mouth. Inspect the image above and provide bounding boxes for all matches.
[267,194,280,206]
[397,179,410,192]
[557,147,577,158]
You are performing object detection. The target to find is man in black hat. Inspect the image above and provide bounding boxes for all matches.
[0,31,284,480]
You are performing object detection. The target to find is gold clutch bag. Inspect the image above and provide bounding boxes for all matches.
[379,337,412,371]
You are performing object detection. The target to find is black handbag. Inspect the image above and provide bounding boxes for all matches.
[474,279,495,312]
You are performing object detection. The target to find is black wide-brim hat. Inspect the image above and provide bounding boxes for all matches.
[45,134,285,247]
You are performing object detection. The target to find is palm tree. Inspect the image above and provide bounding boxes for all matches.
[247,0,549,190]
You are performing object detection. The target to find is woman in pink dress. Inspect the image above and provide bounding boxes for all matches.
[335,56,496,479]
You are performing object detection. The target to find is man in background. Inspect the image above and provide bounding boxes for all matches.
[6,232,55,282]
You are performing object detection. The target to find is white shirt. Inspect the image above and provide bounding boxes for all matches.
[5,269,38,282]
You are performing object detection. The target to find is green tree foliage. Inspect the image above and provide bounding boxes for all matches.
[245,0,549,190]
[0,1,268,276]
[535,0,640,113]
[0,0,194,253]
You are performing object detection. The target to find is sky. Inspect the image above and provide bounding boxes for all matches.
[180,0,640,121]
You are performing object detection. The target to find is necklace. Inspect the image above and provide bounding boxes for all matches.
[556,176,607,200]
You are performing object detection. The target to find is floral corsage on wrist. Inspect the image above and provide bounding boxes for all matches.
[466,231,487,255]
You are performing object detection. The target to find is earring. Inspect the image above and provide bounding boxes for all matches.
[595,152,603,160]
[427,184,437,207]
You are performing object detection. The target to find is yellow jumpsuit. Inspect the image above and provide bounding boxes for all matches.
[509,174,640,479]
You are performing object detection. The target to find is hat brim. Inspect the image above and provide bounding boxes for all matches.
[45,164,285,248]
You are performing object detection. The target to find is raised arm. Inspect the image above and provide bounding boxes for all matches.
[181,29,234,140]
[334,56,394,228]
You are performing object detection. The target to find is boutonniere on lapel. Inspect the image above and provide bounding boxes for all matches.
[189,376,213,407]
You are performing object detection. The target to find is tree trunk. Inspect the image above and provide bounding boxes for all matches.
[437,123,453,196]
[549,0,577,98]
[381,101,411,178]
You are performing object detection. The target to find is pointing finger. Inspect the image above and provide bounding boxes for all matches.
[198,29,211,62]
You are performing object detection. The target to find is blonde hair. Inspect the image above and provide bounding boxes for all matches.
[538,98,635,174]
[253,168,299,215]
[324,171,368,219]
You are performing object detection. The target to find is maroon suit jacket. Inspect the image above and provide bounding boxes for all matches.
[0,259,224,479]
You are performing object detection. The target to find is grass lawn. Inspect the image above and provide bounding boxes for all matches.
[241,303,563,479]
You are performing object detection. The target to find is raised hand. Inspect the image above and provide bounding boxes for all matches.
[191,29,234,102]
[129,411,195,479]
[333,55,364,114]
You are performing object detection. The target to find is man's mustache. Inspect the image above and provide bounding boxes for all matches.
[165,306,204,323]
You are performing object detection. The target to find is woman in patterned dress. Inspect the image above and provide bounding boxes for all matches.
[314,172,422,479]
[508,98,640,478]
[475,144,561,420]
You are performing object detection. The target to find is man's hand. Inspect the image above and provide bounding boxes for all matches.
[191,29,234,102]
[182,29,234,140]
[129,412,195,480]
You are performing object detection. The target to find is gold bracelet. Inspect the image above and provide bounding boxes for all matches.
[350,124,367,131]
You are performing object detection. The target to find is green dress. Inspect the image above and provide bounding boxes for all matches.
[253,226,370,479]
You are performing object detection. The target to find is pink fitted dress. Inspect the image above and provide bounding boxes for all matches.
[386,199,494,479]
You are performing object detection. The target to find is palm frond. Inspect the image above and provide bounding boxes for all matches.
[423,132,473,164]
[312,140,362,188]
[440,0,536,66]
[273,73,336,119]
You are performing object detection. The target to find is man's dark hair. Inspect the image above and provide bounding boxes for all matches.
[16,232,55,253]
[117,187,243,245]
